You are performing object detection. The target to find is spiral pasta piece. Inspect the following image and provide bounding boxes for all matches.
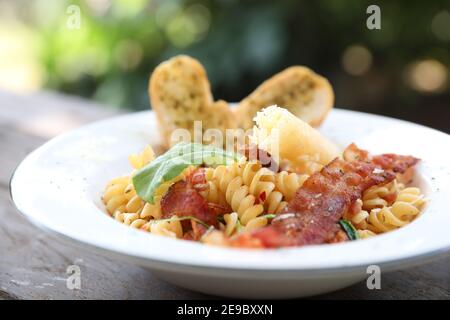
[368,197,422,233]
[241,162,275,199]
[223,212,239,236]
[204,160,283,227]
[348,181,425,236]
[104,176,144,216]
[357,229,376,239]
[201,163,242,205]
[239,161,292,216]
[149,216,183,238]
[397,187,425,208]
[362,180,404,211]
[223,212,269,236]
[274,171,309,201]
[226,176,264,225]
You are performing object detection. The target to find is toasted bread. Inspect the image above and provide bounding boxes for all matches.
[149,55,235,147]
[235,66,334,129]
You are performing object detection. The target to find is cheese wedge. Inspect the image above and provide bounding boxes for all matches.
[252,105,339,174]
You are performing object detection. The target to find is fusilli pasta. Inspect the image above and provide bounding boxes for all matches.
[345,181,425,236]
[203,159,287,230]
[148,215,183,238]
[274,171,309,201]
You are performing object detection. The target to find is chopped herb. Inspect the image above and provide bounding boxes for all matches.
[216,215,225,223]
[339,220,359,240]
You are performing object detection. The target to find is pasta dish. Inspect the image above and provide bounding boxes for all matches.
[102,106,425,248]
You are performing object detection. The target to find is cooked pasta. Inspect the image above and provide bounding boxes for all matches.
[362,180,404,211]
[274,171,309,201]
[357,229,376,239]
[223,212,239,236]
[201,163,241,205]
[203,159,291,231]
[366,187,424,233]
[103,176,144,217]
[345,181,426,237]
[102,129,425,248]
[224,175,264,225]
[148,215,183,238]
[201,229,228,246]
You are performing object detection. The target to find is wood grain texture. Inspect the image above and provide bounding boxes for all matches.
[0,89,448,300]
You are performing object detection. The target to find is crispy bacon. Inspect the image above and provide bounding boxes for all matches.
[327,230,349,244]
[231,144,420,248]
[161,169,228,227]
[343,143,370,162]
[344,143,419,174]
[188,168,208,187]
[161,180,216,225]
[372,154,419,173]
[183,220,208,241]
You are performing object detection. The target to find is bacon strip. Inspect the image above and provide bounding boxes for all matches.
[372,154,419,173]
[160,169,228,228]
[344,143,419,173]
[231,144,420,248]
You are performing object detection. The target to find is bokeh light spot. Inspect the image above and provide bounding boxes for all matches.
[0,23,45,92]
[115,40,143,71]
[186,4,211,35]
[431,10,450,42]
[155,1,182,28]
[407,59,448,93]
[166,14,197,48]
[342,45,373,76]
[85,0,111,16]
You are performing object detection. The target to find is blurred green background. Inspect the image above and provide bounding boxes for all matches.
[0,0,449,132]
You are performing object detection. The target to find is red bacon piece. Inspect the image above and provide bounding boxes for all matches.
[372,154,419,173]
[161,169,228,227]
[231,144,420,248]
[344,143,419,174]
[183,220,208,241]
[343,143,370,162]
[161,180,216,225]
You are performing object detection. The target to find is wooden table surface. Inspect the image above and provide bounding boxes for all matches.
[0,89,449,300]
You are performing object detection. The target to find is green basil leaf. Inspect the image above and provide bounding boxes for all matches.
[132,142,238,204]
[339,220,360,240]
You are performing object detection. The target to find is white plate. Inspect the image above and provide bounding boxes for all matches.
[10,109,450,298]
